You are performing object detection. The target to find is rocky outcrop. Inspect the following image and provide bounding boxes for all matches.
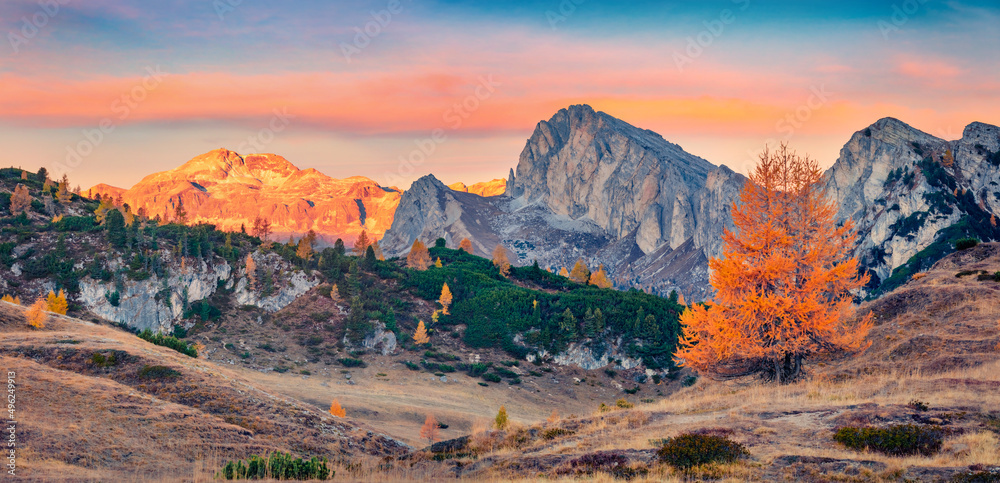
[448,178,507,197]
[822,118,1000,290]
[76,250,319,333]
[383,105,744,298]
[89,149,401,247]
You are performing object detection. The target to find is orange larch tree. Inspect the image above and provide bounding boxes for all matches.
[492,245,511,277]
[420,413,440,444]
[329,399,346,418]
[675,144,872,383]
[458,238,474,254]
[588,265,612,289]
[407,239,432,270]
[353,230,372,256]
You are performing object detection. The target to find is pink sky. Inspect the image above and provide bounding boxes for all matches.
[0,1,997,189]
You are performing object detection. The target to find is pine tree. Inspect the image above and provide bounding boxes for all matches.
[495,406,509,430]
[173,198,188,225]
[492,245,511,277]
[407,240,432,270]
[329,399,346,418]
[413,320,430,345]
[459,238,473,254]
[569,259,591,284]
[57,178,72,205]
[583,307,598,337]
[439,283,453,315]
[105,209,127,249]
[675,144,873,383]
[588,265,612,288]
[420,413,440,444]
[26,298,46,329]
[558,308,577,338]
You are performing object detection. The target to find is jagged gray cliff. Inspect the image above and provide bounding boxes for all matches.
[383,105,1000,300]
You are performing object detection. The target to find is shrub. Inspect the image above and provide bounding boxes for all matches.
[908,400,930,412]
[337,357,367,368]
[137,365,181,379]
[563,452,646,480]
[657,433,749,470]
[90,352,119,368]
[404,361,420,371]
[833,424,943,456]
[542,427,575,440]
[138,329,198,357]
[482,373,502,383]
[218,451,331,480]
[956,238,980,250]
[616,399,634,409]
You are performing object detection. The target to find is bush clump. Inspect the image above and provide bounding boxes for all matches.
[561,452,647,480]
[956,238,980,250]
[833,424,943,456]
[218,451,331,480]
[337,357,367,368]
[137,365,181,379]
[138,329,198,357]
[657,433,749,470]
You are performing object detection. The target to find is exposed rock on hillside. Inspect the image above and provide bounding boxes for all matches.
[448,178,507,197]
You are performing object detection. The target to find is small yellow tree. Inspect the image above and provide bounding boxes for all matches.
[371,239,385,260]
[547,409,560,424]
[330,284,340,302]
[245,254,257,289]
[413,320,430,345]
[420,413,440,444]
[458,238,473,254]
[329,399,346,418]
[492,245,511,277]
[495,406,509,430]
[569,259,591,284]
[434,257,443,268]
[1,295,16,304]
[407,240,432,270]
[45,290,68,315]
[439,283,453,315]
[558,267,569,277]
[942,149,954,168]
[677,293,686,306]
[588,265,612,289]
[26,298,46,329]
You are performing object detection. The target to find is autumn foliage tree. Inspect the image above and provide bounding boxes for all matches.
[494,405,509,430]
[26,298,46,329]
[245,254,257,289]
[569,259,591,284]
[407,239,432,270]
[458,237,473,254]
[46,290,68,315]
[588,265,612,289]
[329,399,346,418]
[10,184,31,215]
[492,245,511,277]
[675,144,872,383]
[413,320,430,345]
[353,230,372,256]
[439,283,453,315]
[420,414,440,444]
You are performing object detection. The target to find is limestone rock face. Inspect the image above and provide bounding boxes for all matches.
[89,149,401,246]
[447,179,507,197]
[383,105,744,299]
[823,118,1000,290]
